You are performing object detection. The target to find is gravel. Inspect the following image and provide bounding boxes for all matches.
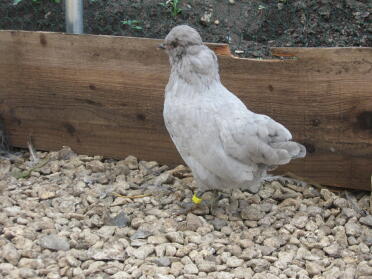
[0,147,371,278]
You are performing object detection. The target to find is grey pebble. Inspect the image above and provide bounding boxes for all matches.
[130,230,153,240]
[241,205,265,221]
[359,215,372,227]
[105,211,130,227]
[39,234,70,251]
[153,257,171,267]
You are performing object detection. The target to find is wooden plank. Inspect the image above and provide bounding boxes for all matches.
[0,30,371,191]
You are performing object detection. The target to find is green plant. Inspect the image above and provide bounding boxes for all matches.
[258,4,267,10]
[159,0,182,17]
[121,20,143,30]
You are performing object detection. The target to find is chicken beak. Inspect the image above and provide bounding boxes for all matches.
[158,43,166,49]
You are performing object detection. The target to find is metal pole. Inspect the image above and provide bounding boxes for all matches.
[65,0,83,34]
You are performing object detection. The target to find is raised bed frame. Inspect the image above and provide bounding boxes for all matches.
[0,30,371,190]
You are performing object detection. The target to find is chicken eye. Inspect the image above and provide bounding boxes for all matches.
[171,41,178,48]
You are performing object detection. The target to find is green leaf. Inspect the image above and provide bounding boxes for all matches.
[122,19,141,27]
[12,158,49,179]
[13,0,23,5]
[258,4,267,10]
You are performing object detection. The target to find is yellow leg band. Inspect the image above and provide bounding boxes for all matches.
[192,193,203,204]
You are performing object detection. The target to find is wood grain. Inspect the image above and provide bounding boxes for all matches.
[0,30,371,190]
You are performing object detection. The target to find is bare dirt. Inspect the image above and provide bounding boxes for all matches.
[0,0,371,58]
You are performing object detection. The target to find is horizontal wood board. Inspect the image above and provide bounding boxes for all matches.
[0,30,371,190]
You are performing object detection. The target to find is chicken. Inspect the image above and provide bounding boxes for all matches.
[160,25,306,207]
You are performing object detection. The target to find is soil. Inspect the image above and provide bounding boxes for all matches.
[0,0,371,58]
